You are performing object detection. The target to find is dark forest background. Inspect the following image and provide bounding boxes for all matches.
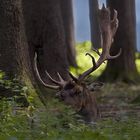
[0,0,140,139]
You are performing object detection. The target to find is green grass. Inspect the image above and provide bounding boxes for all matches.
[0,94,140,140]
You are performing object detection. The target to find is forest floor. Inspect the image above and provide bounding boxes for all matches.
[0,78,140,140]
[98,83,140,120]
[0,42,140,139]
[45,82,140,140]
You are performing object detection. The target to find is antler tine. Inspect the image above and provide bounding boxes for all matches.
[85,53,96,67]
[102,3,106,9]
[78,5,121,82]
[45,71,59,84]
[107,48,122,59]
[57,72,66,85]
[78,53,96,81]
[92,48,101,56]
[45,71,65,87]
[112,10,118,24]
[68,72,78,83]
[111,9,119,39]
[34,53,59,90]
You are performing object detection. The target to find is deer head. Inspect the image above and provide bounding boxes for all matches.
[34,5,121,122]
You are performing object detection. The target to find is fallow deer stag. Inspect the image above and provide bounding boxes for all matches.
[34,5,121,122]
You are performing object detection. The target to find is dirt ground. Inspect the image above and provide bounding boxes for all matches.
[97,83,140,120]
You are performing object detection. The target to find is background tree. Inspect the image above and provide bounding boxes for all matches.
[99,0,139,82]
[89,0,101,49]
[0,0,34,81]
[0,0,27,77]
[60,0,77,67]
[22,0,70,84]
[0,0,35,100]
[0,0,71,104]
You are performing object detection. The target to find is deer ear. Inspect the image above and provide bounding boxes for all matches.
[88,82,104,91]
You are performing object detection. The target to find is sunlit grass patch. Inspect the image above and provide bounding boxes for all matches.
[136,59,140,73]
[71,42,140,78]
[0,70,5,79]
[70,41,106,78]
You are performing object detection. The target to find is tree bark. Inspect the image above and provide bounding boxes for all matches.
[0,0,21,77]
[60,0,77,67]
[99,0,139,82]
[0,0,32,79]
[0,0,71,104]
[43,0,69,81]
[0,0,35,101]
[89,0,101,49]
[22,0,69,83]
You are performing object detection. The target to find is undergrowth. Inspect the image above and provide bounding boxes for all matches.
[0,42,140,140]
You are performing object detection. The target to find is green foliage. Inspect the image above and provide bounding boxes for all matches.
[70,42,140,79]
[70,41,106,78]
[136,52,140,73]
[0,71,27,94]
[0,47,140,140]
[0,78,140,140]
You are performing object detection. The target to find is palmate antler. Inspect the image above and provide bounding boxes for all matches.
[77,4,121,82]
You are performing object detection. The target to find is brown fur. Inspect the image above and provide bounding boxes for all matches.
[56,81,100,122]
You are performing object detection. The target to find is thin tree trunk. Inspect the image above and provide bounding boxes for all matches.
[22,0,69,83]
[99,0,139,82]
[60,0,77,67]
[89,0,101,49]
[43,0,69,82]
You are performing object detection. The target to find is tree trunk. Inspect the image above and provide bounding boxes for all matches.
[60,0,77,67]
[0,0,21,77]
[43,0,69,81]
[99,0,139,82]
[22,0,69,82]
[0,0,35,100]
[89,0,101,49]
[0,0,71,104]
[0,0,32,79]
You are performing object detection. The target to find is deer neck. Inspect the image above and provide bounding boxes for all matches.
[78,89,98,122]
